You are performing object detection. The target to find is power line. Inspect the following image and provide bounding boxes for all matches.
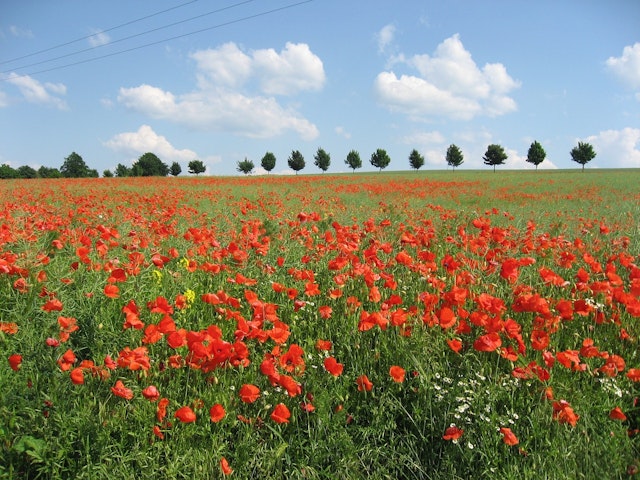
[0,0,202,65]
[1,0,258,74]
[2,0,314,81]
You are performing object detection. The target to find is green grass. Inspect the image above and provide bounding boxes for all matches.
[0,169,639,479]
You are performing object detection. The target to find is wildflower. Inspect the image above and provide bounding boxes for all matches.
[315,339,332,351]
[552,400,579,426]
[356,375,373,392]
[443,425,464,441]
[111,380,134,400]
[324,357,344,377]
[103,284,120,298]
[142,385,160,401]
[157,398,169,422]
[210,404,225,423]
[239,384,260,403]
[499,427,519,446]
[70,367,84,385]
[389,365,406,383]
[609,407,627,421]
[175,406,196,423]
[8,354,22,371]
[220,457,233,476]
[271,403,291,424]
[473,332,502,352]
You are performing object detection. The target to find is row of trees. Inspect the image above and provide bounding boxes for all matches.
[0,142,597,179]
[236,141,595,175]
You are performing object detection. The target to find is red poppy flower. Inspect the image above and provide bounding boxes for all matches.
[153,425,164,440]
[70,367,84,385]
[609,406,627,421]
[270,403,291,424]
[389,365,406,383]
[315,339,332,351]
[356,375,373,392]
[239,384,260,403]
[446,338,463,354]
[443,425,464,441]
[111,380,134,400]
[473,332,502,352]
[552,400,579,426]
[499,427,519,446]
[175,406,196,423]
[210,403,225,423]
[157,398,169,422]
[142,385,160,401]
[324,357,344,377]
[103,284,120,298]
[8,354,22,371]
[220,457,233,476]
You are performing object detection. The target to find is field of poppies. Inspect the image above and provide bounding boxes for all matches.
[1,169,639,479]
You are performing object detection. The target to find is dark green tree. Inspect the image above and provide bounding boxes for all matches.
[115,164,131,177]
[16,165,36,178]
[409,149,424,171]
[237,158,254,175]
[261,152,276,173]
[103,170,114,178]
[38,166,62,178]
[288,150,305,174]
[483,144,508,172]
[370,148,391,172]
[170,162,182,176]
[132,152,169,176]
[0,164,19,179]
[60,152,90,178]
[87,169,99,178]
[345,150,362,172]
[526,141,546,170]
[446,144,464,171]
[314,147,331,172]
[570,141,596,171]
[188,159,206,175]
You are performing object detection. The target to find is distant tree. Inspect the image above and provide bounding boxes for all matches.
[37,166,62,178]
[17,165,37,179]
[0,164,19,179]
[345,150,362,172]
[188,159,206,175]
[115,164,131,177]
[483,144,507,172]
[526,141,546,170]
[446,144,464,171]
[570,141,596,171]
[288,150,305,174]
[370,148,391,172]
[61,152,90,178]
[408,149,424,171]
[237,157,254,175]
[261,152,276,173]
[314,147,331,172]
[170,162,182,176]
[132,152,169,176]
[87,169,99,178]
[103,169,114,178]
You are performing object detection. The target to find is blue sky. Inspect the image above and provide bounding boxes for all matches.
[1,0,639,175]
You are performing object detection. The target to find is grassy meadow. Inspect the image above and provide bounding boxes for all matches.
[1,169,640,479]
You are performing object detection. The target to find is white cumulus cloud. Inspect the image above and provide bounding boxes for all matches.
[118,42,323,140]
[104,124,197,162]
[606,43,640,93]
[374,34,520,120]
[88,29,110,47]
[377,24,396,53]
[584,128,640,168]
[4,73,68,109]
